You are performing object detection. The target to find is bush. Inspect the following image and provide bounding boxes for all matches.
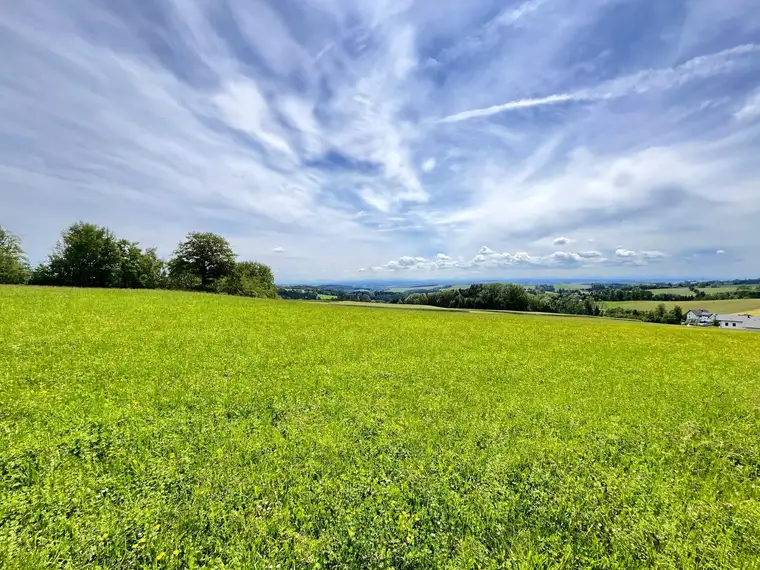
[166,271,202,291]
[215,261,277,298]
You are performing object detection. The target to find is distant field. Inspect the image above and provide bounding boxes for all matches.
[317,294,337,300]
[332,300,459,310]
[385,284,446,293]
[606,298,760,314]
[646,286,742,296]
[2,286,760,567]
[702,285,744,294]
[554,283,591,291]
[647,287,695,296]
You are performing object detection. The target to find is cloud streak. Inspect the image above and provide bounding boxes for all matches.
[440,44,760,123]
[1,0,759,281]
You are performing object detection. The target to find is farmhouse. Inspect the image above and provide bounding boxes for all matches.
[685,309,713,325]
[714,314,760,331]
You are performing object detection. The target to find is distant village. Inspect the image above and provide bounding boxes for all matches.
[685,309,760,331]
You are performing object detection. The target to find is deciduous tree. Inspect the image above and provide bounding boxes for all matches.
[216,261,277,298]
[168,232,236,290]
[0,225,30,284]
[40,222,122,287]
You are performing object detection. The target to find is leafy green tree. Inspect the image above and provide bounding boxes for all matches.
[137,248,167,289]
[168,232,236,290]
[216,261,277,298]
[166,271,202,291]
[117,240,145,289]
[0,225,31,284]
[29,263,55,286]
[40,222,122,287]
[495,283,530,312]
[117,240,167,289]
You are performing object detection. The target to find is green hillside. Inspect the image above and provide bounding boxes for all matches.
[644,286,741,297]
[605,298,760,314]
[2,286,760,568]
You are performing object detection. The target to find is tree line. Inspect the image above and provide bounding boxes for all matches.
[602,304,685,325]
[277,286,406,303]
[403,283,603,316]
[590,283,760,303]
[399,283,693,325]
[0,223,276,298]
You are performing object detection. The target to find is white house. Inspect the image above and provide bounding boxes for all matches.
[685,309,714,325]
[714,314,760,331]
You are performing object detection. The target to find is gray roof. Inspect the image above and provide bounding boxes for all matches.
[687,309,713,316]
[714,314,749,322]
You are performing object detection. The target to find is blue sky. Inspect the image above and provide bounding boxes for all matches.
[1,0,759,282]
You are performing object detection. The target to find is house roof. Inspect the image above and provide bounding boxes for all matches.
[713,314,760,330]
[688,309,712,316]
[715,314,752,322]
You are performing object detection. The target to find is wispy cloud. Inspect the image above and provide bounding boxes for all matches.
[735,89,760,121]
[1,0,759,281]
[440,44,760,123]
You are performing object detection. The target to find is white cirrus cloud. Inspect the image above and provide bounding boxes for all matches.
[440,44,760,123]
[1,0,758,281]
[735,90,760,121]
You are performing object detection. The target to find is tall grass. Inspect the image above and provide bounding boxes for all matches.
[2,287,759,568]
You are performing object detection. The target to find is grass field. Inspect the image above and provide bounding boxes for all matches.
[645,286,742,297]
[2,287,760,568]
[605,298,760,314]
[646,287,695,296]
[385,285,447,293]
[553,283,591,291]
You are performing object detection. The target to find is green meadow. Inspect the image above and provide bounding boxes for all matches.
[644,287,742,297]
[645,287,696,296]
[2,287,760,569]
[605,298,760,314]
[553,284,591,292]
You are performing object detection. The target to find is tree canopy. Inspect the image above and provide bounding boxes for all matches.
[116,240,167,289]
[168,232,237,290]
[1,221,276,298]
[38,222,122,287]
[216,261,277,298]
[0,226,30,284]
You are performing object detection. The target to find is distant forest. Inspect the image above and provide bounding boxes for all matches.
[278,280,760,326]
